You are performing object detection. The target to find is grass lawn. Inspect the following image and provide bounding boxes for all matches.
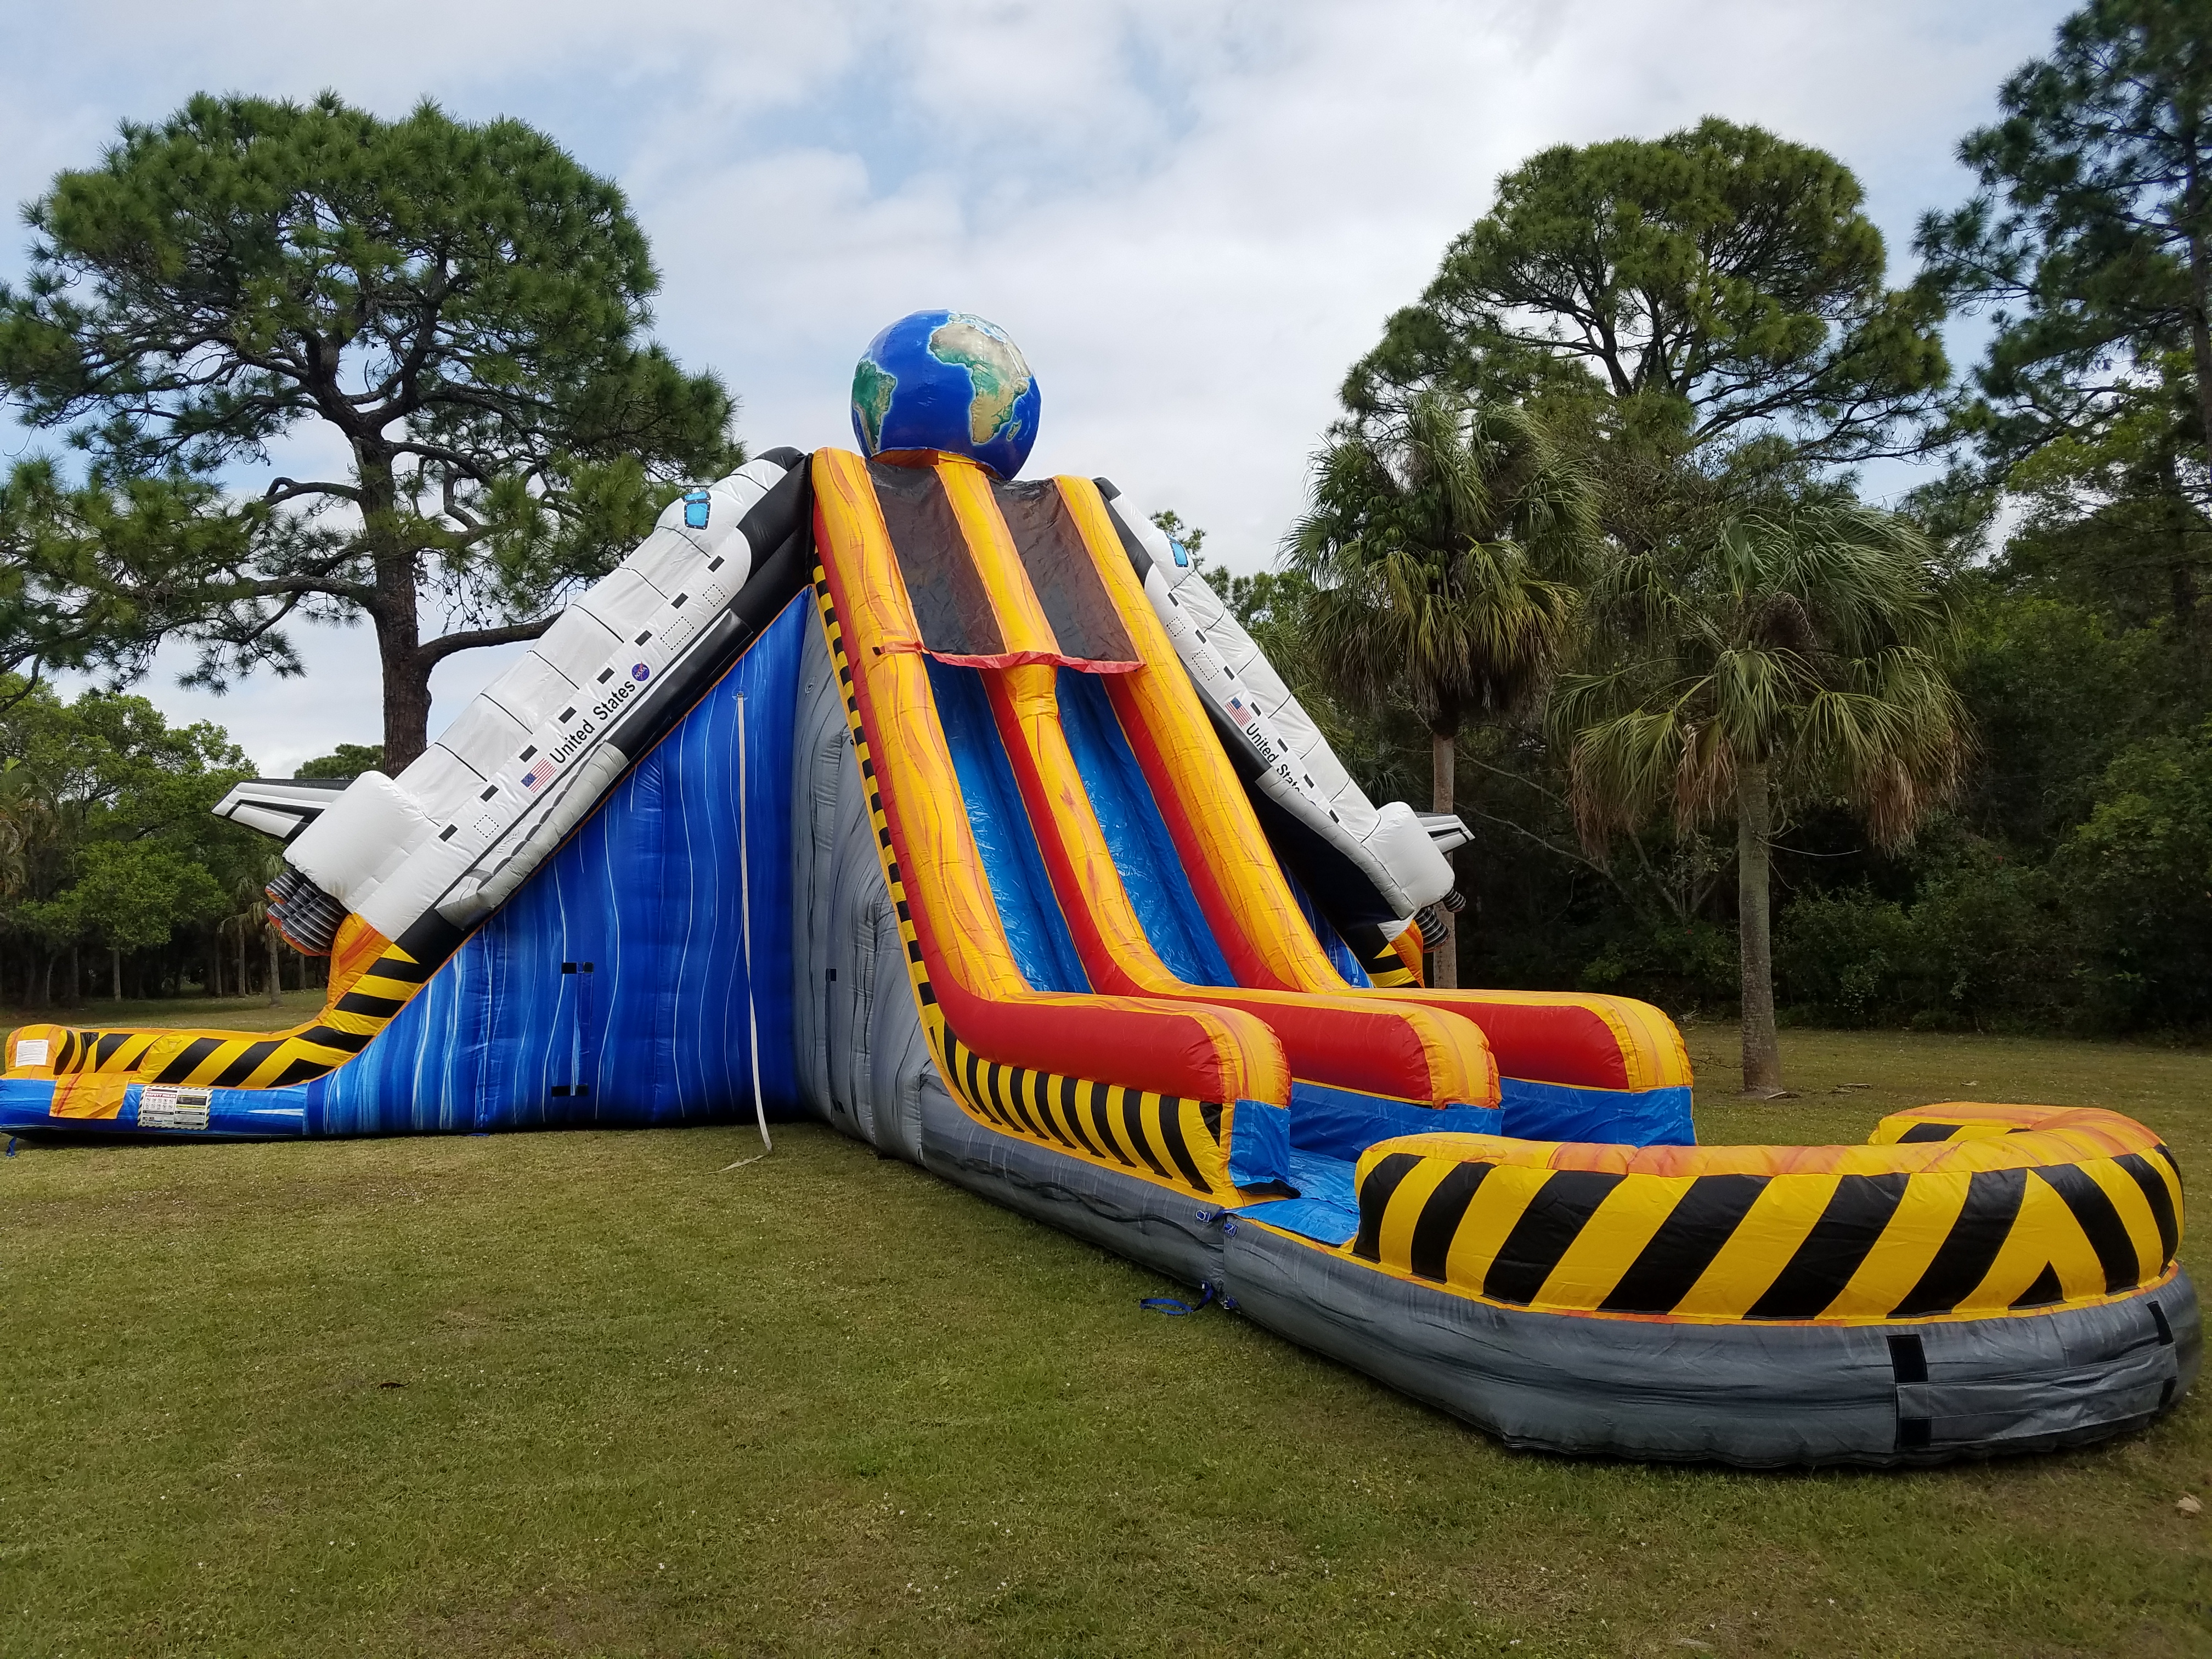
[2,988,330,1040]
[2,1027,2205,1657]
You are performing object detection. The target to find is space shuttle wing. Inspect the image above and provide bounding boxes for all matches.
[212,776,351,843]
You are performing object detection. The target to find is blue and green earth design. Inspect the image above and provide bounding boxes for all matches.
[850,309,1041,478]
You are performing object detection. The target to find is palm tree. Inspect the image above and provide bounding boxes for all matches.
[1553,500,1970,1094]
[223,854,289,1005]
[1286,392,1595,986]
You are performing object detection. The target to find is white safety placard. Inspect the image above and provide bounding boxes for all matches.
[137,1086,211,1132]
[12,1037,49,1068]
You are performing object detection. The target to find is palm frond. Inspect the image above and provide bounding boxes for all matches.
[1285,388,1599,732]
[1558,494,1971,852]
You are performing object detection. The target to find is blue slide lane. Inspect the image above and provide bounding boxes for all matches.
[1055,670,1237,988]
[1280,864,1370,987]
[926,660,1090,994]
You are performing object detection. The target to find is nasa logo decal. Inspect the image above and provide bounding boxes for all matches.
[631,663,651,682]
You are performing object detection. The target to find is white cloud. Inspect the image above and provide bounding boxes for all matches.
[6,0,2072,764]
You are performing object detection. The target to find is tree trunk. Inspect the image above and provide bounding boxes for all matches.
[266,925,282,1006]
[1430,726,1459,989]
[1736,761,1782,1094]
[237,927,249,1000]
[66,942,78,1008]
[109,947,122,1002]
[2183,148,2212,495]
[378,621,433,774]
[360,454,432,772]
[369,462,433,774]
[2154,446,2204,647]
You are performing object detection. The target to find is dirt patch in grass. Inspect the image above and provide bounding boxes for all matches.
[1,1029,2205,1657]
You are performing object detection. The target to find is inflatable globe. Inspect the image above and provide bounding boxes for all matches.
[850,309,1041,478]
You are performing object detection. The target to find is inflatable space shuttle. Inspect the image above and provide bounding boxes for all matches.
[217,452,815,957]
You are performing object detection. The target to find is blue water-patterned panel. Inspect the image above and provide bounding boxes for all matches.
[308,595,808,1135]
[1499,1079,1696,1147]
[1288,1080,1505,1156]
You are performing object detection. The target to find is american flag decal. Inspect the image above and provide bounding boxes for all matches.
[1228,695,1255,727]
[521,764,548,791]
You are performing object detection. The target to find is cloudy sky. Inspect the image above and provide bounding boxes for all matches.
[2,0,2069,772]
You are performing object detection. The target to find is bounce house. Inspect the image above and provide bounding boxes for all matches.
[3,311,2195,1466]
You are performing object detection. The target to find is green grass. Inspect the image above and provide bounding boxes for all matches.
[2,1029,2206,1657]
[3,988,329,1041]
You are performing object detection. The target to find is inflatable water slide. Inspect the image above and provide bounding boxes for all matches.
[3,312,2195,1466]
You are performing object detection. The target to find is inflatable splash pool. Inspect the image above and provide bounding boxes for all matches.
[2,315,2195,1466]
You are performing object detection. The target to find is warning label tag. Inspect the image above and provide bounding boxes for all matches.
[138,1086,211,1132]
[12,1037,49,1068]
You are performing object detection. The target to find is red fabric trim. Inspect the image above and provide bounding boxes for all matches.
[1383,995,1634,1091]
[917,646,1139,674]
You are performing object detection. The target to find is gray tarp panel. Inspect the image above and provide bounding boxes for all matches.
[1220,1218,2198,1466]
[791,611,934,1166]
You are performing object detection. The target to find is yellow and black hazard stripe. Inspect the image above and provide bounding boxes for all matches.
[1869,1107,2056,1145]
[1886,1120,2021,1143]
[1342,1121,2183,1324]
[14,924,449,1091]
[932,1019,1227,1193]
[809,560,1229,1197]
[1338,918,1420,989]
